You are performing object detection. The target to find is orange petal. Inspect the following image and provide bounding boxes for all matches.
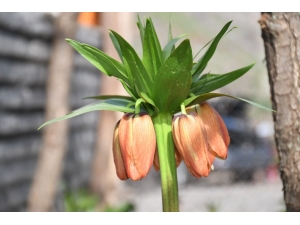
[207,145,216,169]
[173,114,210,178]
[213,107,230,147]
[197,103,228,159]
[112,120,128,180]
[175,146,182,167]
[131,113,156,178]
[118,113,142,181]
[196,115,215,174]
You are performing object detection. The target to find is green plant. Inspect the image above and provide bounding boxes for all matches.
[39,16,272,212]
[64,188,134,212]
[64,189,98,212]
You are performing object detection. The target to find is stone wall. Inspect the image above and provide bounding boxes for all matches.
[0,12,102,211]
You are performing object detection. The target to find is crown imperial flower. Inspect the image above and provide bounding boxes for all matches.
[115,112,156,181]
[172,113,214,178]
[186,102,230,160]
[38,16,273,211]
[112,120,128,180]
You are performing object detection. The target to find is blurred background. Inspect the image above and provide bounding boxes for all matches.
[0,12,283,212]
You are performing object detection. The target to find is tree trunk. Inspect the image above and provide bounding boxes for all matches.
[27,13,78,211]
[260,12,300,212]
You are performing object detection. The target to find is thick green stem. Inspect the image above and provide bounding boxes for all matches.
[152,113,179,212]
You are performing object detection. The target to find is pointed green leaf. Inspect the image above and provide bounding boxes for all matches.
[162,34,187,63]
[109,32,123,62]
[192,21,233,79]
[226,26,237,35]
[83,95,134,101]
[137,14,145,43]
[139,91,156,107]
[142,19,162,77]
[149,18,162,54]
[153,39,193,113]
[139,92,159,116]
[38,98,135,130]
[191,72,217,89]
[191,63,255,95]
[168,21,173,42]
[183,93,275,112]
[119,79,139,100]
[110,30,152,98]
[193,37,214,60]
[192,63,207,82]
[66,39,128,82]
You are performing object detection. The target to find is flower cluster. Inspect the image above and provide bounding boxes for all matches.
[112,102,230,180]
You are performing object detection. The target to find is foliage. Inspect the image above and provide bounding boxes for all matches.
[64,188,134,212]
[38,16,272,130]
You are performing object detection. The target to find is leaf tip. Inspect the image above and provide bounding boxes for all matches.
[37,124,44,130]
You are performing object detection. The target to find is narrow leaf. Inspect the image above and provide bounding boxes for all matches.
[119,79,139,100]
[142,19,162,77]
[139,91,156,107]
[168,21,177,56]
[191,72,216,89]
[191,63,255,95]
[137,14,145,43]
[168,21,173,42]
[38,98,135,130]
[139,92,159,115]
[192,63,207,82]
[183,93,275,112]
[162,34,187,63]
[83,95,134,101]
[66,39,128,82]
[109,32,123,62]
[110,30,152,98]
[193,37,214,60]
[192,21,233,79]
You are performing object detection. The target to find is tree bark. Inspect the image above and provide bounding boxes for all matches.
[260,12,300,212]
[27,13,78,211]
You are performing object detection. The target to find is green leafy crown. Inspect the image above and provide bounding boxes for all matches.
[38,16,273,130]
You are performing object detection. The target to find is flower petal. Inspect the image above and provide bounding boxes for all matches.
[112,120,128,180]
[197,103,228,159]
[213,107,230,147]
[118,113,142,181]
[173,114,210,178]
[131,113,156,178]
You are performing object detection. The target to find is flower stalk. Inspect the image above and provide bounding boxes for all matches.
[153,113,179,212]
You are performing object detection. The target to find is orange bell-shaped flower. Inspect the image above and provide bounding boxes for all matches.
[112,120,128,180]
[116,112,156,181]
[187,102,230,160]
[172,113,213,178]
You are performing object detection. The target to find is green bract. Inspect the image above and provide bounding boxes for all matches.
[39,16,272,130]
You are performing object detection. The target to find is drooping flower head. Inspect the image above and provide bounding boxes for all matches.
[172,113,213,178]
[172,102,230,178]
[187,102,230,159]
[114,112,156,181]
